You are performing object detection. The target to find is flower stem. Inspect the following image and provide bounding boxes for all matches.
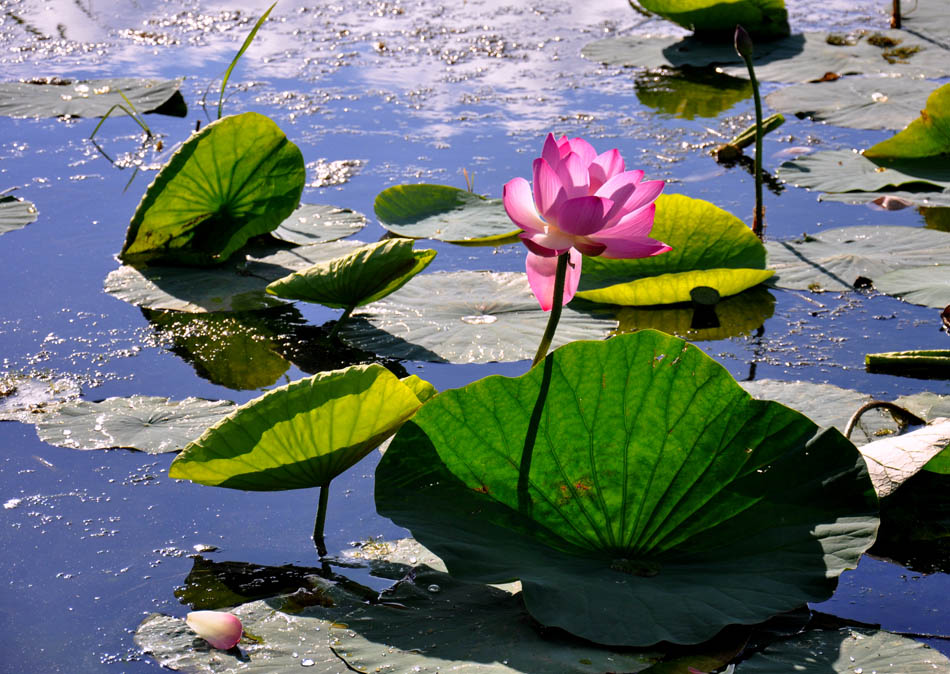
[741,50,765,240]
[891,0,901,28]
[313,483,330,558]
[531,252,569,367]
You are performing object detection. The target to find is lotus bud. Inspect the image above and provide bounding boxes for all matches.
[185,610,243,649]
[734,24,754,59]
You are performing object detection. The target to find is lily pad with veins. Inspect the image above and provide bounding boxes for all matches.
[0,195,38,236]
[0,77,184,118]
[376,331,879,646]
[338,271,617,363]
[776,149,950,194]
[271,203,366,245]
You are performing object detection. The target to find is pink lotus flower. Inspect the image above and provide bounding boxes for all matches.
[503,133,670,310]
[185,610,243,649]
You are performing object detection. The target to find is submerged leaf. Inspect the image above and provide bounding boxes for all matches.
[376,331,879,646]
[120,112,305,266]
[577,193,770,306]
[266,239,437,309]
[169,364,426,490]
[864,82,950,159]
[374,183,520,244]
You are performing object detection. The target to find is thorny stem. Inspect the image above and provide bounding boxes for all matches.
[313,483,330,558]
[531,252,570,367]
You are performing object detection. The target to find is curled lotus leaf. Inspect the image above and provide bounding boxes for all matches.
[376,330,879,646]
[120,112,305,266]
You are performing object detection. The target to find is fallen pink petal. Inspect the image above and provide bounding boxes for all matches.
[185,610,243,650]
[503,133,670,310]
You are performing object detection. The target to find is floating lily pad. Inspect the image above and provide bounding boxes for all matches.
[374,184,520,244]
[271,203,366,244]
[120,112,306,266]
[176,556,327,610]
[376,331,879,647]
[765,77,933,130]
[169,364,425,490]
[736,628,950,672]
[34,395,235,453]
[777,149,950,194]
[636,68,752,119]
[0,373,81,423]
[903,0,950,47]
[338,271,616,364]
[583,31,950,83]
[145,309,291,390]
[895,392,950,422]
[874,265,950,308]
[819,190,950,209]
[0,195,38,235]
[632,0,788,39]
[614,286,775,341]
[865,82,950,159]
[577,193,771,306]
[0,77,184,118]
[266,239,437,309]
[105,240,364,312]
[765,225,950,291]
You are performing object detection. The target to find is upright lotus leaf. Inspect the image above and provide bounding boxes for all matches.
[736,628,950,672]
[0,195,38,235]
[632,0,789,39]
[0,77,184,118]
[576,193,772,306]
[765,77,933,131]
[265,239,437,309]
[636,68,752,119]
[120,112,305,266]
[376,331,879,646]
[34,396,236,454]
[864,82,950,159]
[169,364,425,490]
[374,184,520,244]
[765,226,950,292]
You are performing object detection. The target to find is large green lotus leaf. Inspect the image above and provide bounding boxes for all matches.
[577,193,770,305]
[374,183,520,244]
[736,628,950,672]
[636,68,752,119]
[34,395,235,454]
[632,0,788,39]
[614,285,775,341]
[266,239,437,309]
[583,31,950,83]
[777,149,950,193]
[765,77,932,130]
[874,264,950,308]
[0,373,81,423]
[338,271,616,363]
[120,112,306,266]
[0,77,183,118]
[0,195,38,235]
[145,309,290,390]
[375,331,879,646]
[271,203,366,245]
[765,225,950,291]
[168,364,424,490]
[105,240,363,312]
[577,268,774,305]
[864,82,950,159]
[819,190,950,209]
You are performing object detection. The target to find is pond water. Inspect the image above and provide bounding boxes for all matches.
[1,0,948,671]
